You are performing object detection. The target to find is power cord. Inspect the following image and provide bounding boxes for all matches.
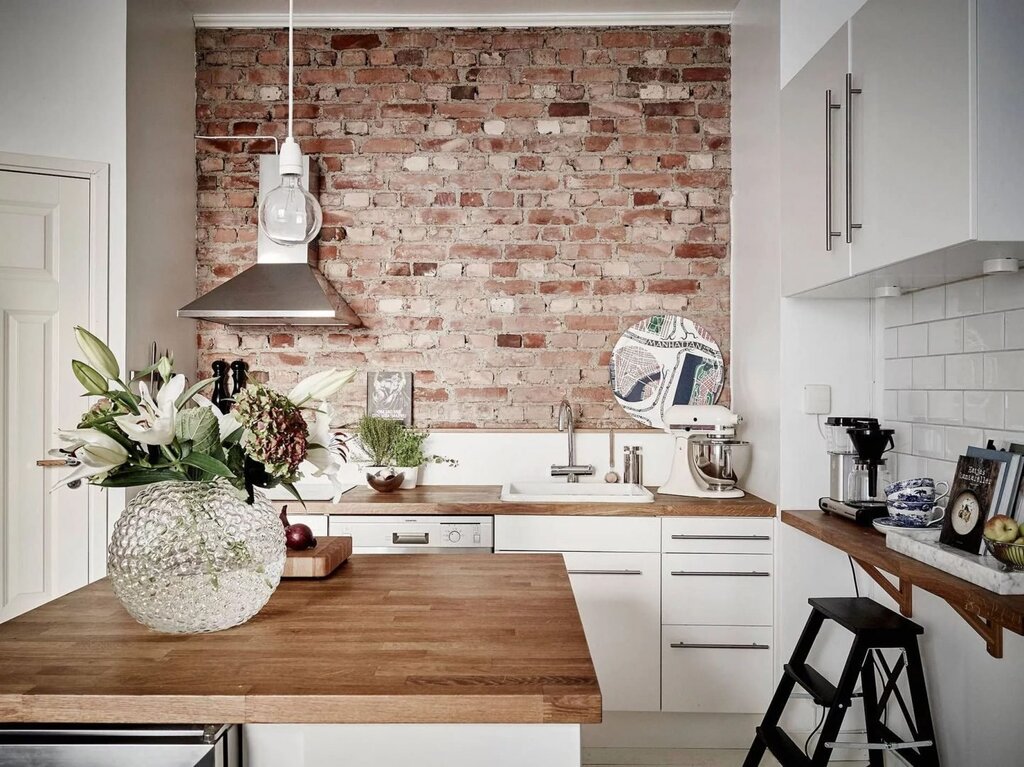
[848,555,860,597]
[804,703,825,757]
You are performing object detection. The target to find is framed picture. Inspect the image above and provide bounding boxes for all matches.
[366,372,413,425]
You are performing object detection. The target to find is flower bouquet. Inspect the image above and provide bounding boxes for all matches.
[59,327,354,633]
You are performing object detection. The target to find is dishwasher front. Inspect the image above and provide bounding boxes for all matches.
[0,724,239,767]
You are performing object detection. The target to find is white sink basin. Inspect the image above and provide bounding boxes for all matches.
[500,482,655,504]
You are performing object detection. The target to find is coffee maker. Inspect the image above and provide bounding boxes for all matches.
[819,417,894,524]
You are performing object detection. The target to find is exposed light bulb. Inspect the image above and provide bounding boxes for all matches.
[259,137,322,245]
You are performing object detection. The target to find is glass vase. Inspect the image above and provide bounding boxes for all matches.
[107,479,286,634]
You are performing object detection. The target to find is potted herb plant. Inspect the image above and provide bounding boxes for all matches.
[393,428,458,489]
[354,416,457,489]
[56,327,355,634]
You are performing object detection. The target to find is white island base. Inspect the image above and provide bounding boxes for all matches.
[244,723,582,767]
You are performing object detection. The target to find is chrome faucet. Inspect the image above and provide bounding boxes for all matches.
[551,398,594,483]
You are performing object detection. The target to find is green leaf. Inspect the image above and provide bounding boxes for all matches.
[97,468,188,487]
[174,376,219,410]
[223,425,245,445]
[106,390,141,416]
[280,482,306,508]
[174,407,220,455]
[91,422,138,453]
[128,359,162,384]
[180,452,235,479]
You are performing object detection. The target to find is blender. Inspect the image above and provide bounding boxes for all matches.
[819,419,894,524]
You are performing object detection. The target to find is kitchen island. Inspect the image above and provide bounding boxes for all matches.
[0,554,600,766]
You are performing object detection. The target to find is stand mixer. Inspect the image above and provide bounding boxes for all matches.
[659,405,751,498]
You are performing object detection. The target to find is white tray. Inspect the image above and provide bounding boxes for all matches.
[886,534,1024,595]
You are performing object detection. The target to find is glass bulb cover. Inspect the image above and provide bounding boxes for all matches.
[259,174,323,245]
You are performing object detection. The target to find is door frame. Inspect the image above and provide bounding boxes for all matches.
[0,152,111,581]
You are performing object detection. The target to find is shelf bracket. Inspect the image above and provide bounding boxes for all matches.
[852,558,913,617]
[946,602,1004,658]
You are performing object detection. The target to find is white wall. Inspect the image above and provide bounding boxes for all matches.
[126,0,198,378]
[780,0,867,86]
[0,0,128,365]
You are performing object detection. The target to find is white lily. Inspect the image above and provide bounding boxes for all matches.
[113,375,185,446]
[51,428,129,490]
[289,369,356,406]
[305,405,342,478]
[192,394,242,442]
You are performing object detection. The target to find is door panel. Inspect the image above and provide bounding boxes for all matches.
[0,170,93,621]
[850,0,972,271]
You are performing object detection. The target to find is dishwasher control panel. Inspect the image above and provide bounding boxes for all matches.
[328,515,494,553]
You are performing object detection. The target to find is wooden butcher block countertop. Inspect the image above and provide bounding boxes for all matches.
[0,554,601,725]
[292,484,775,517]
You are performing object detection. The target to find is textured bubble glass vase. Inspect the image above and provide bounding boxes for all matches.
[107,480,286,634]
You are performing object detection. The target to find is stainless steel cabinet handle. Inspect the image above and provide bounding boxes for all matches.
[670,571,770,577]
[393,533,429,544]
[670,534,770,541]
[567,569,643,576]
[825,88,842,250]
[845,72,863,242]
[670,642,770,650]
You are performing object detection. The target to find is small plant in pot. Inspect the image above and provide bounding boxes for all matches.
[393,428,458,489]
[354,416,457,490]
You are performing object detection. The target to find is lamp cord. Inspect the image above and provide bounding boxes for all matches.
[287,0,294,140]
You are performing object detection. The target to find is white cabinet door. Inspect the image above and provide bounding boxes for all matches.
[781,26,851,296]
[849,0,972,272]
[662,553,773,626]
[494,515,660,553]
[662,626,774,714]
[563,552,661,712]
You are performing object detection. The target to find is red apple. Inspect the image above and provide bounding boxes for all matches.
[984,515,1019,543]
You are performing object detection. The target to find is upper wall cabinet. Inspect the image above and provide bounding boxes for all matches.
[781,0,1024,297]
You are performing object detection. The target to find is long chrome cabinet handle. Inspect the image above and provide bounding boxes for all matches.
[670,534,770,541]
[825,89,842,250]
[670,642,770,650]
[566,569,643,576]
[670,570,770,577]
[845,72,863,242]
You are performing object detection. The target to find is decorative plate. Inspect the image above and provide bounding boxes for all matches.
[609,315,725,429]
[873,516,943,541]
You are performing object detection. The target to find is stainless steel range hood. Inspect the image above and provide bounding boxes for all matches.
[179,154,361,327]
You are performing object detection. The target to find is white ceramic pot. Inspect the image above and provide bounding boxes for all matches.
[398,465,420,489]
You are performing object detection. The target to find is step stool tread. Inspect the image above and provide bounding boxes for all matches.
[809,597,923,636]
[784,662,841,707]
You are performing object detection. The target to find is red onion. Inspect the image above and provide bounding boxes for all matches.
[279,506,317,550]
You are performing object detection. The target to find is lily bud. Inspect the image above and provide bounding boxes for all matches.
[74,326,120,381]
[289,369,356,405]
[157,355,174,382]
[72,360,109,395]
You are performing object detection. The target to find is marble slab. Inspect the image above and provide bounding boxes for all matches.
[887,534,1024,595]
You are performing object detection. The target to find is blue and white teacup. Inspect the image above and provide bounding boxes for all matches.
[887,499,945,528]
[885,478,948,505]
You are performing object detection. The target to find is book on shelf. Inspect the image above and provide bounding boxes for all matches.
[965,446,1023,519]
[940,455,1004,554]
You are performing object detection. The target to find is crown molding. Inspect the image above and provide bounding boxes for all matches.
[192,11,732,29]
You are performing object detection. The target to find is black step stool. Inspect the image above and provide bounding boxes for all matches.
[743,597,939,767]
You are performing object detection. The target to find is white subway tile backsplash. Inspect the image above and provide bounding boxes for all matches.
[1006,309,1024,350]
[912,424,945,459]
[884,294,913,328]
[883,391,898,421]
[897,453,929,480]
[912,356,945,389]
[884,328,898,359]
[898,391,928,422]
[983,271,1024,312]
[892,420,911,453]
[964,391,1004,429]
[1007,392,1024,431]
[963,313,1004,352]
[983,350,1024,390]
[924,458,957,486]
[928,390,963,424]
[912,286,945,323]
[945,278,984,317]
[927,318,963,355]
[944,426,985,461]
[884,358,912,390]
[944,353,983,390]
[897,324,929,357]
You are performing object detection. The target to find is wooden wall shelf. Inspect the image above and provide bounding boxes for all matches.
[782,510,1024,658]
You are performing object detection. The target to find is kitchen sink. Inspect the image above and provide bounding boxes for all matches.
[499,482,655,503]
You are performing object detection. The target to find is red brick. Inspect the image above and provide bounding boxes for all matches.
[675,243,727,259]
[648,279,700,294]
[548,102,590,117]
[331,34,382,50]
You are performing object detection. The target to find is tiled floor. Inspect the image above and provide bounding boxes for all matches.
[582,749,782,767]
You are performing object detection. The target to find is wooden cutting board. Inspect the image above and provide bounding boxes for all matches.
[282,536,352,578]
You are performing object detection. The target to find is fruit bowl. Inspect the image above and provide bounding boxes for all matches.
[983,539,1024,571]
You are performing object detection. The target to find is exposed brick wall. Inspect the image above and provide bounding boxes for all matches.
[195,26,731,428]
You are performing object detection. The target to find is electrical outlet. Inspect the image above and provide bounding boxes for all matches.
[803,384,831,415]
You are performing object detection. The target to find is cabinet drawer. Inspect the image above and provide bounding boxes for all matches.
[662,553,773,626]
[661,626,773,714]
[495,515,660,553]
[662,517,773,554]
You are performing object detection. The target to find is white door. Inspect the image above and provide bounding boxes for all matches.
[0,169,95,621]
[849,0,972,272]
[780,25,851,296]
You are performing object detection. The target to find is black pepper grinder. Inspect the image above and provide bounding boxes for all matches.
[229,360,249,409]
[211,360,231,414]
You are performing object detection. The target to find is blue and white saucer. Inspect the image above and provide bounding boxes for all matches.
[873,516,942,540]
